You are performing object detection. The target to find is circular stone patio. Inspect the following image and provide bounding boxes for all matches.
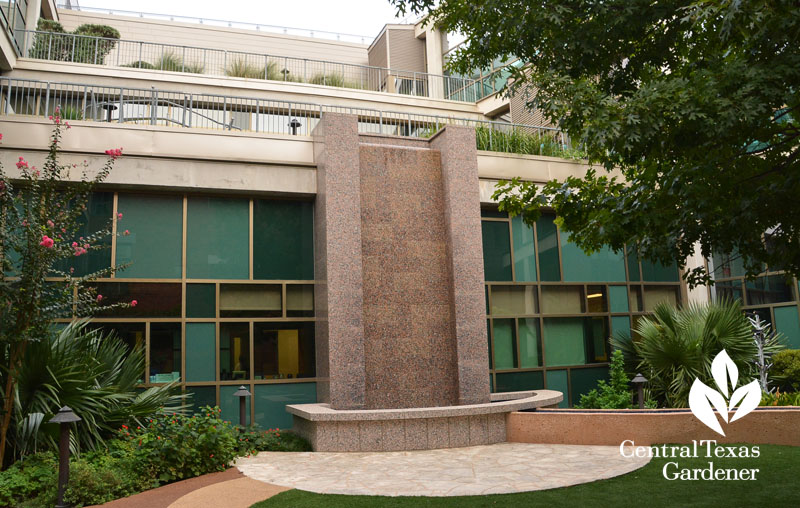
[235,443,650,497]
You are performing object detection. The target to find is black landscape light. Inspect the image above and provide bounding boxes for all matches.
[49,406,82,508]
[233,385,252,427]
[631,373,648,409]
[289,118,302,135]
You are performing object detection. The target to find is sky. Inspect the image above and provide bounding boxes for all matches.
[74,1,413,42]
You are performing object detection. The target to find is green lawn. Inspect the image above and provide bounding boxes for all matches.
[250,444,798,508]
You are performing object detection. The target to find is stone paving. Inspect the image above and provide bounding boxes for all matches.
[236,443,650,497]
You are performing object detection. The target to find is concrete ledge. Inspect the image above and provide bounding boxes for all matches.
[287,389,561,421]
[507,407,800,447]
[289,390,562,451]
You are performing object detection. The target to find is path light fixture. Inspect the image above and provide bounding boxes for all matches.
[289,118,302,135]
[631,373,648,409]
[49,406,81,508]
[233,385,252,427]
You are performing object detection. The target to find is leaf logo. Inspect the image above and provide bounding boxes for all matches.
[688,350,761,436]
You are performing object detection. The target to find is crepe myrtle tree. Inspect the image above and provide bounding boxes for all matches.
[391,0,800,287]
[0,111,128,466]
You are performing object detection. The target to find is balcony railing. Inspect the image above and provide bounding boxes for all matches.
[20,30,489,103]
[0,77,574,158]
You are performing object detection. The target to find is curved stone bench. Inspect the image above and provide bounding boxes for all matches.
[287,389,562,451]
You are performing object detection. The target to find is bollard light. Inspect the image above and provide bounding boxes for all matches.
[233,385,252,427]
[631,373,648,409]
[49,406,82,508]
[288,118,302,135]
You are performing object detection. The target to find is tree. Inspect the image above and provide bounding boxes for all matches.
[391,0,800,286]
[0,112,125,466]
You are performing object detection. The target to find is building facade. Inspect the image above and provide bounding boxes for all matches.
[2,3,799,430]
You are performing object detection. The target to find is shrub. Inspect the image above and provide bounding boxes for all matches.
[121,407,238,483]
[29,19,119,65]
[576,350,656,409]
[236,427,311,455]
[475,125,583,158]
[613,300,784,408]
[0,452,56,507]
[122,60,156,70]
[153,52,205,74]
[225,58,280,80]
[760,390,800,406]
[771,350,800,391]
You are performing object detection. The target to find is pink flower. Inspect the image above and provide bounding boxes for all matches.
[21,220,28,227]
[130,300,138,307]
[69,267,74,274]
[104,148,123,159]
[65,122,71,129]
[123,229,130,236]
[83,243,90,249]
[46,220,54,228]
[39,235,54,248]
[71,242,78,248]
[117,212,123,220]
[16,158,28,170]
[0,133,3,140]
[96,294,103,302]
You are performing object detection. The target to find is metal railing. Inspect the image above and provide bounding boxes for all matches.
[56,2,373,45]
[0,77,572,156]
[20,30,488,103]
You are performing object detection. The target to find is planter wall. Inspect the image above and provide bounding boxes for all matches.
[508,408,800,447]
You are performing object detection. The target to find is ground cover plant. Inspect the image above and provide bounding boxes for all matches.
[250,444,799,508]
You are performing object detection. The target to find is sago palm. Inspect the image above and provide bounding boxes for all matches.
[7,321,186,459]
[612,300,784,408]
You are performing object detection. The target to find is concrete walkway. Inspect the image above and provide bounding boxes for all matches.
[236,443,650,497]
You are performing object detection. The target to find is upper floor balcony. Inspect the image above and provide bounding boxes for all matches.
[0,75,577,160]
[18,29,496,103]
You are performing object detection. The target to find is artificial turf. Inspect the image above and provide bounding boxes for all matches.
[250,444,798,507]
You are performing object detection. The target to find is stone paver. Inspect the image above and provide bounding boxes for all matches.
[167,477,288,508]
[235,443,649,497]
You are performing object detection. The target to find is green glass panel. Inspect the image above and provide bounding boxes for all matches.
[149,323,181,383]
[570,367,611,407]
[186,323,216,382]
[560,232,626,282]
[56,192,112,276]
[253,200,314,280]
[625,246,640,281]
[711,250,747,279]
[746,275,795,305]
[641,259,680,282]
[254,382,316,430]
[609,286,629,313]
[546,370,569,408]
[187,284,216,318]
[220,385,251,424]
[511,215,536,281]
[536,214,560,281]
[481,221,512,281]
[116,194,182,278]
[492,319,516,369]
[494,371,544,392]
[714,280,744,303]
[774,306,800,349]
[543,318,586,366]
[186,386,217,413]
[611,316,632,341]
[519,318,541,368]
[187,197,249,279]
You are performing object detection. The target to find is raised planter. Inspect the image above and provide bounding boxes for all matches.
[288,390,562,451]
[507,407,800,447]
